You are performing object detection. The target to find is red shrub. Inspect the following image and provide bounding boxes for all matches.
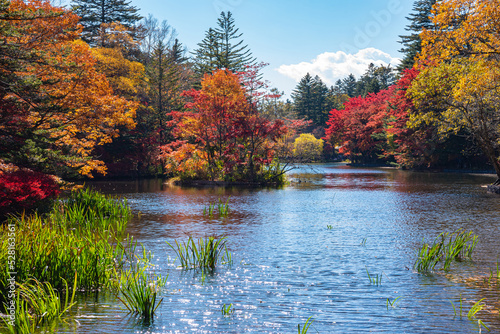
[0,170,60,217]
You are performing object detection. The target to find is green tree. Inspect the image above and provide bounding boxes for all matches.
[341,74,357,97]
[71,0,142,46]
[355,63,396,97]
[192,11,255,76]
[292,74,332,126]
[398,0,437,71]
[142,18,192,145]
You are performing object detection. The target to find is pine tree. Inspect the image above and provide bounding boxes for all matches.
[71,0,142,46]
[143,20,191,145]
[192,11,255,76]
[342,74,357,97]
[398,0,437,71]
[292,74,331,126]
[355,63,395,97]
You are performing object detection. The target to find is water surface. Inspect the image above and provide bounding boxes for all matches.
[60,164,500,333]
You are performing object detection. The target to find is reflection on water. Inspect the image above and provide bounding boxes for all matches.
[58,164,500,333]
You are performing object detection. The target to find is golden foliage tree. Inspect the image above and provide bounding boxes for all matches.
[0,0,137,177]
[410,0,500,181]
[293,134,324,162]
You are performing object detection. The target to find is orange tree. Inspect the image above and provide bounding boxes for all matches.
[0,0,137,178]
[159,69,288,183]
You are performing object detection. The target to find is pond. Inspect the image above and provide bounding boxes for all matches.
[57,164,500,333]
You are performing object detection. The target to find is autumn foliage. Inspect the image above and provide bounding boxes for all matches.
[160,69,288,183]
[1,0,137,177]
[410,0,500,178]
[0,170,60,217]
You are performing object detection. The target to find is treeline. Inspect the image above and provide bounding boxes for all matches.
[291,0,499,181]
[0,0,309,216]
[1,0,500,216]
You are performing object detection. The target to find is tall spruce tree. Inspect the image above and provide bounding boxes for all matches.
[192,11,255,76]
[398,0,437,71]
[292,74,331,126]
[142,18,190,145]
[71,0,142,46]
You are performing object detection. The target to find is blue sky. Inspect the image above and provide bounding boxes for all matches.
[130,0,415,97]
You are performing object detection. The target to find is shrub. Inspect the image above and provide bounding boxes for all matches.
[0,170,60,218]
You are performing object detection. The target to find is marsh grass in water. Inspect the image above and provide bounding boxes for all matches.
[366,267,382,286]
[203,197,230,218]
[386,296,402,309]
[0,188,133,333]
[450,296,490,332]
[0,189,132,293]
[414,229,478,273]
[298,316,314,334]
[4,275,77,334]
[221,303,234,316]
[487,260,500,284]
[116,249,166,321]
[166,236,232,270]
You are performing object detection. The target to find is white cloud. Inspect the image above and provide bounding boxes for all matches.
[276,48,401,86]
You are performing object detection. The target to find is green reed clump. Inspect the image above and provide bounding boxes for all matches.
[366,267,382,286]
[116,251,166,321]
[221,303,234,316]
[3,276,77,334]
[166,236,232,270]
[0,189,132,296]
[203,197,230,218]
[58,188,131,233]
[414,229,478,273]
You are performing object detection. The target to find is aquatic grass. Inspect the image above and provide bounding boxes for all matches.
[468,299,490,332]
[414,229,478,273]
[221,303,234,316]
[203,197,230,218]
[366,267,382,286]
[450,296,490,332]
[55,188,131,233]
[166,236,232,270]
[0,189,132,299]
[488,260,500,284]
[450,294,464,318]
[441,230,478,270]
[326,225,333,230]
[414,237,442,273]
[116,263,166,321]
[3,275,77,334]
[360,238,367,246]
[0,214,129,292]
[298,316,314,334]
[386,296,402,309]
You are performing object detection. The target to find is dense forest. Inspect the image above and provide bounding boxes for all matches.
[1,0,500,217]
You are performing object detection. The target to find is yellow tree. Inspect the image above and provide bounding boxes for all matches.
[92,22,146,99]
[293,134,324,162]
[410,0,500,182]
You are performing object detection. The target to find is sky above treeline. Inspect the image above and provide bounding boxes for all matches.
[132,0,415,97]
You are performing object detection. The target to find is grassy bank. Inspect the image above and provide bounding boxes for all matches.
[0,189,135,332]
